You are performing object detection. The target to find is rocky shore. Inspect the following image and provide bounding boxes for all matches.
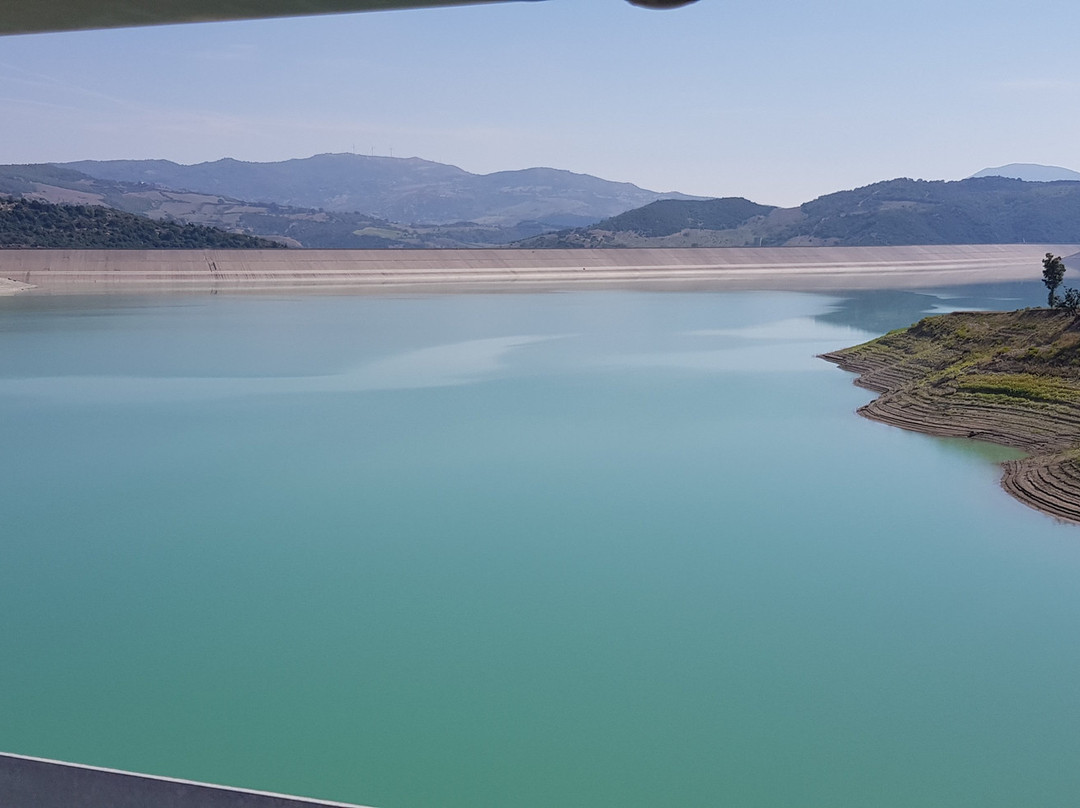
[822,309,1080,524]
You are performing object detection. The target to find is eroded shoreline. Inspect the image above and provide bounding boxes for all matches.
[822,309,1080,524]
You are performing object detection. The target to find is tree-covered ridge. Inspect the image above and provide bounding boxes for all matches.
[516,177,1080,248]
[792,177,1080,245]
[589,198,776,238]
[0,197,284,249]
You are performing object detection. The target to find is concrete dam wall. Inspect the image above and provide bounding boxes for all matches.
[1,244,1073,294]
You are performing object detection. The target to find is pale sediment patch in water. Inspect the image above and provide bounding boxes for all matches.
[0,334,561,403]
[0,277,33,295]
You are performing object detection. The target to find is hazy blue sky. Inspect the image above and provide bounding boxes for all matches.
[1,0,1078,206]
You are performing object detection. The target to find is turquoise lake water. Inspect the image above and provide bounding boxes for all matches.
[2,287,1080,807]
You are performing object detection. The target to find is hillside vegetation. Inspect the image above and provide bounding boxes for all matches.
[822,308,1080,523]
[518,177,1080,248]
[0,197,282,249]
[590,198,775,237]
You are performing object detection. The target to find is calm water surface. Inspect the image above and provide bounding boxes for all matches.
[2,288,1079,808]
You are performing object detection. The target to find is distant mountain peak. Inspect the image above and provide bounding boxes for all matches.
[970,163,1080,182]
[61,154,703,226]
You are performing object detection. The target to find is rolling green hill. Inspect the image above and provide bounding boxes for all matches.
[592,198,775,237]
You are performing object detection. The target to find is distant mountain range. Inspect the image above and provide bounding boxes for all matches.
[3,157,1080,249]
[517,176,1080,248]
[62,154,701,228]
[970,163,1080,182]
[0,163,578,247]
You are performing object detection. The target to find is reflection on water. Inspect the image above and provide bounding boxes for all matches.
[815,281,1044,333]
[928,434,1028,464]
[814,289,943,333]
[0,334,563,402]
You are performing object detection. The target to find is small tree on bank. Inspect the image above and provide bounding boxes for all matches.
[1040,253,1080,312]
[1043,253,1067,307]
[1063,287,1080,313]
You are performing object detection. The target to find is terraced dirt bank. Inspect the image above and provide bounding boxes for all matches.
[822,309,1080,524]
